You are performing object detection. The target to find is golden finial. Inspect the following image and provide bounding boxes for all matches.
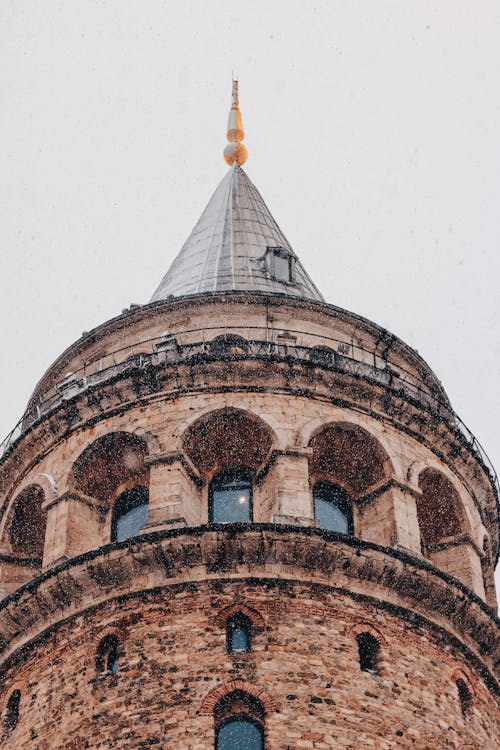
[224,79,248,166]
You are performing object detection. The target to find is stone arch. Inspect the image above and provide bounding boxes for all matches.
[200,680,277,715]
[7,484,47,558]
[70,431,149,504]
[35,473,58,504]
[417,468,468,548]
[182,408,275,481]
[308,421,393,496]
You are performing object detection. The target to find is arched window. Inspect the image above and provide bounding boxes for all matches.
[456,678,473,719]
[4,690,20,733]
[111,486,149,542]
[209,470,253,524]
[217,718,263,750]
[96,634,121,675]
[227,613,252,653]
[356,632,380,673]
[313,481,353,534]
[215,691,264,750]
[209,335,249,358]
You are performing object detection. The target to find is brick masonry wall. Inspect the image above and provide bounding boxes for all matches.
[0,578,498,750]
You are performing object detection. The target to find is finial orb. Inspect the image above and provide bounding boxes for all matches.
[224,142,248,166]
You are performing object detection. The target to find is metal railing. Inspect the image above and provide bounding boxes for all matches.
[0,335,497,500]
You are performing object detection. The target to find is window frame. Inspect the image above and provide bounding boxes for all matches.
[265,246,294,284]
[111,485,149,543]
[215,714,264,750]
[226,612,252,654]
[208,469,254,525]
[313,480,354,535]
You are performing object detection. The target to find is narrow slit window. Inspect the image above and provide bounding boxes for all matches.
[356,632,380,673]
[227,614,251,653]
[96,634,121,675]
[4,690,20,733]
[456,678,473,719]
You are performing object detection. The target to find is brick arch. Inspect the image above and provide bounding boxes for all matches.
[215,603,265,629]
[350,620,387,646]
[69,431,149,504]
[451,668,475,697]
[181,407,276,480]
[200,680,278,715]
[308,421,393,496]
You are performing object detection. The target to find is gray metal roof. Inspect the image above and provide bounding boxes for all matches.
[150,164,324,302]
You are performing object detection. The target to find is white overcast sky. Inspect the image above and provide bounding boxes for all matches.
[1,2,499,578]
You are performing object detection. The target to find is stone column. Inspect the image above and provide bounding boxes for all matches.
[268,449,316,526]
[42,491,107,568]
[356,479,422,555]
[141,452,201,532]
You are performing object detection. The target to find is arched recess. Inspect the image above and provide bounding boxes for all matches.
[182,409,275,523]
[61,432,151,552]
[308,422,392,538]
[71,432,148,503]
[183,408,274,480]
[8,484,47,559]
[309,422,391,496]
[417,469,483,595]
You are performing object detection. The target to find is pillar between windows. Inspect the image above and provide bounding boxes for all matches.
[142,451,201,531]
[356,479,422,555]
[269,448,316,526]
[41,490,107,568]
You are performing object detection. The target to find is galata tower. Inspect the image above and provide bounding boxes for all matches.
[0,83,498,749]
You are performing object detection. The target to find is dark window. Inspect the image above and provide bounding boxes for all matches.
[356,632,380,673]
[210,335,249,358]
[313,481,353,534]
[4,690,20,733]
[96,634,121,675]
[209,470,253,524]
[456,678,473,719]
[227,613,251,653]
[309,346,335,366]
[216,717,263,750]
[111,486,149,542]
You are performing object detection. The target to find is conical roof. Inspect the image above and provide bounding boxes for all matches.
[150,164,323,302]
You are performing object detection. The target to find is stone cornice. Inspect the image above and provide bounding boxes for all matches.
[0,525,498,692]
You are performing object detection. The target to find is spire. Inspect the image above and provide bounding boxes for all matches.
[150,166,323,302]
[150,82,323,303]
[223,79,248,167]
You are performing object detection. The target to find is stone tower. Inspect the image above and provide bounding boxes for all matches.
[0,85,498,749]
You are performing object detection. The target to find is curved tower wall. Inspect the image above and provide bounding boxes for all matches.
[0,290,498,748]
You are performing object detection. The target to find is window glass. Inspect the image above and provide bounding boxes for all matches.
[210,471,252,524]
[227,614,251,653]
[217,718,263,750]
[96,635,121,674]
[313,482,353,534]
[112,486,149,542]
